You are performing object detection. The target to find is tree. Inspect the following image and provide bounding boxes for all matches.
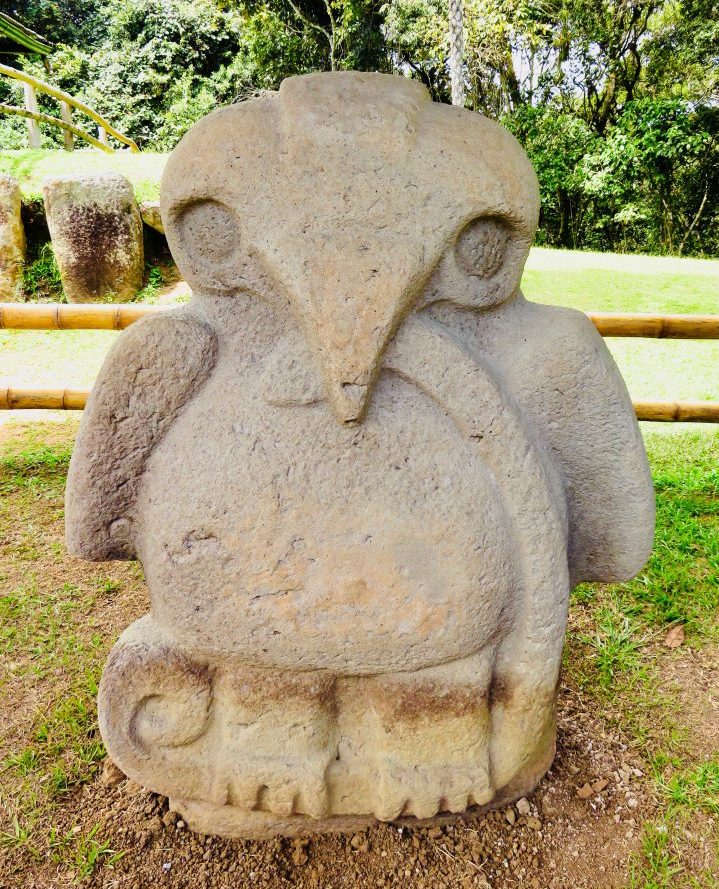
[582,99,719,254]
[505,105,597,248]
[448,0,465,104]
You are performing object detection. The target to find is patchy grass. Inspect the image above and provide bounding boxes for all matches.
[567,432,719,743]
[22,243,63,301]
[47,823,126,880]
[661,762,719,815]
[0,149,167,203]
[0,423,145,881]
[564,429,719,887]
[134,264,167,303]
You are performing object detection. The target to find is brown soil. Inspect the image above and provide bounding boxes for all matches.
[6,685,658,889]
[660,645,719,761]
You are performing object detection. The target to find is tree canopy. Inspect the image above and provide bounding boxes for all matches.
[1,0,717,255]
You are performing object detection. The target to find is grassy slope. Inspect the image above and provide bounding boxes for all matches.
[0,149,167,202]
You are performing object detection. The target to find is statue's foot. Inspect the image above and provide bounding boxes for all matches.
[224,753,331,818]
[374,760,491,820]
[99,617,337,818]
[364,652,494,820]
[212,669,336,818]
[99,618,558,836]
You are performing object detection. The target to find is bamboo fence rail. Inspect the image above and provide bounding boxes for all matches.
[0,302,162,330]
[587,312,719,339]
[0,102,112,153]
[3,388,717,422]
[0,62,140,152]
[1,304,718,421]
[3,305,719,339]
[632,401,719,423]
[1,388,87,410]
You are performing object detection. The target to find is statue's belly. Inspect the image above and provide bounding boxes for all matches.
[134,373,518,673]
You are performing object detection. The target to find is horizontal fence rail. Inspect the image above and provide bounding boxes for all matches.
[1,305,718,422]
[587,312,719,339]
[1,388,87,410]
[3,389,717,422]
[0,302,163,330]
[3,305,719,338]
[632,401,719,423]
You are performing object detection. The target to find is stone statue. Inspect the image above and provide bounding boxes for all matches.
[65,72,654,838]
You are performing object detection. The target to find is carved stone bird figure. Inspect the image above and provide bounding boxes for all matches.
[66,71,654,838]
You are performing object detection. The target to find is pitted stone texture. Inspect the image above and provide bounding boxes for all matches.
[66,72,655,838]
[42,172,143,303]
[140,200,164,234]
[0,174,26,301]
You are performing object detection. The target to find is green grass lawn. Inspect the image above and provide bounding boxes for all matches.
[0,149,167,202]
[2,246,717,426]
[523,249,719,407]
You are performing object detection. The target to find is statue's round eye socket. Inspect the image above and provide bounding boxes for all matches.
[455,218,510,278]
[174,199,240,267]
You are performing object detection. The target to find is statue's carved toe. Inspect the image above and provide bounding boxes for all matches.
[373,759,491,821]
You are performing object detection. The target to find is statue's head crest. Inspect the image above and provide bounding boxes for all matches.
[161,72,539,423]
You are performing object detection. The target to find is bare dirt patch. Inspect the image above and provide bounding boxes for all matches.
[660,644,719,762]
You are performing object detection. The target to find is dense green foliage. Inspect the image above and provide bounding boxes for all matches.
[1,0,717,255]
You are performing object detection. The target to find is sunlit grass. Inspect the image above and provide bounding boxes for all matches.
[0,432,140,879]
[0,149,167,203]
[566,428,719,887]
[522,248,719,407]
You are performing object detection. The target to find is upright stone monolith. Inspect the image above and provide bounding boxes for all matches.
[65,72,655,839]
[43,172,143,303]
[0,174,26,301]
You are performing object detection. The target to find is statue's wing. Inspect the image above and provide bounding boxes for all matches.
[65,308,217,561]
[477,297,655,586]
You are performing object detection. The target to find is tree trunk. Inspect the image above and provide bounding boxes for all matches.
[448,0,465,106]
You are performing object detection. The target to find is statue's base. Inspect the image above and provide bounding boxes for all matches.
[168,742,554,839]
[100,616,559,839]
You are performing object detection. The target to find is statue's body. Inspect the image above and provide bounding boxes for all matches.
[66,72,654,837]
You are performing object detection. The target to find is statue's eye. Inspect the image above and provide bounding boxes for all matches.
[455,218,510,278]
[174,199,240,267]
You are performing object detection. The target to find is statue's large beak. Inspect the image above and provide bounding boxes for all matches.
[306,291,405,425]
[299,255,416,425]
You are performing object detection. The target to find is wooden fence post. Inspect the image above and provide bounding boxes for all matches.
[60,100,74,151]
[22,82,41,148]
[97,126,109,147]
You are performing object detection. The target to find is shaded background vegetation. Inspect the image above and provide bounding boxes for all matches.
[1,0,717,255]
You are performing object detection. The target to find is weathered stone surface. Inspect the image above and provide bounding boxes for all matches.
[66,72,655,838]
[139,200,164,234]
[42,172,143,303]
[0,174,26,301]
